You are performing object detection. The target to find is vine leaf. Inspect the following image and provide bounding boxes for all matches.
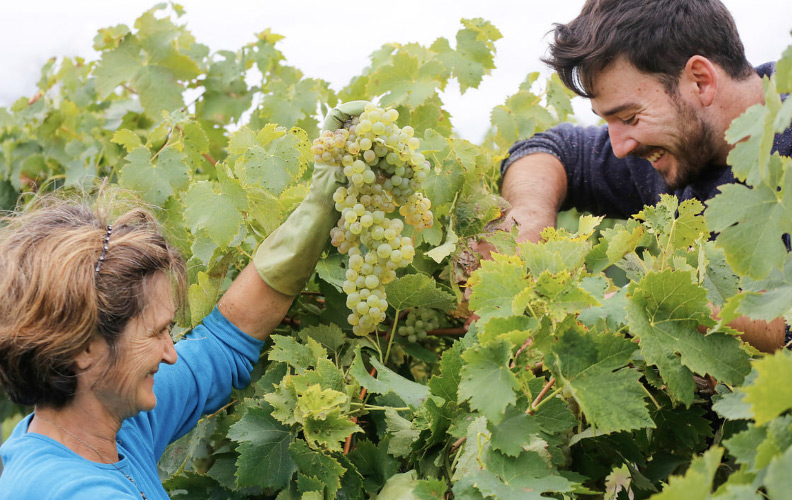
[384,274,455,311]
[627,270,751,405]
[119,146,191,205]
[648,447,723,500]
[367,51,443,108]
[742,351,792,426]
[430,19,501,93]
[705,170,792,280]
[468,253,529,324]
[288,440,346,500]
[227,402,296,490]
[548,327,653,435]
[350,347,430,408]
[458,339,518,425]
[182,164,248,248]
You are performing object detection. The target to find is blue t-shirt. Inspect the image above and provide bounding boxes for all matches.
[0,307,265,499]
[501,63,792,219]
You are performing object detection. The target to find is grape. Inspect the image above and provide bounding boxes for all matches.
[313,103,435,336]
[398,307,442,343]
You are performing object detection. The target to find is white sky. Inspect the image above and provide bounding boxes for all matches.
[1,1,791,142]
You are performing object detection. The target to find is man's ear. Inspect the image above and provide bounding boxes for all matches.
[682,55,718,107]
[74,336,107,371]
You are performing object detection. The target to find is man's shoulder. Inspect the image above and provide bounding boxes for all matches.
[755,61,776,79]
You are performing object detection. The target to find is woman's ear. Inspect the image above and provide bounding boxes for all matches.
[74,336,108,371]
[683,55,719,107]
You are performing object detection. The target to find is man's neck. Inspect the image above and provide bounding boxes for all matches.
[713,72,765,163]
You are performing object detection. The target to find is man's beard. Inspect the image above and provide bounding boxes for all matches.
[632,94,720,190]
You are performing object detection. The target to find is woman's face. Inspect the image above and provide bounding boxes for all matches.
[92,273,177,419]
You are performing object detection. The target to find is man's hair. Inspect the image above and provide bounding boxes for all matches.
[0,191,186,408]
[544,0,755,97]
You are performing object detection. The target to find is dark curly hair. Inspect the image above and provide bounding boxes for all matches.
[544,0,755,97]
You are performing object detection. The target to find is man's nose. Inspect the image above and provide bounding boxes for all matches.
[608,123,639,158]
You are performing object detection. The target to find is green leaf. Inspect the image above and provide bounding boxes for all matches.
[119,146,191,205]
[649,447,723,500]
[268,335,317,372]
[425,224,458,263]
[384,409,420,458]
[430,19,500,93]
[187,256,230,326]
[302,409,361,452]
[468,253,529,324]
[736,253,792,321]
[458,339,519,424]
[289,440,345,500]
[519,229,592,275]
[233,124,309,196]
[227,402,296,490]
[533,397,577,434]
[635,195,706,251]
[111,129,142,151]
[132,65,186,116]
[706,175,792,280]
[297,324,346,356]
[350,347,430,408]
[743,350,792,426]
[182,166,248,248]
[348,439,399,494]
[724,78,786,185]
[367,51,443,108]
[452,416,489,482]
[626,270,750,404]
[777,44,792,93]
[548,327,652,434]
[712,390,754,421]
[93,37,143,98]
[428,341,463,403]
[375,471,421,500]
[489,406,544,457]
[764,445,792,500]
[384,274,455,311]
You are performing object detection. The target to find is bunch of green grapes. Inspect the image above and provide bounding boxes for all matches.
[311,103,434,336]
[398,308,441,343]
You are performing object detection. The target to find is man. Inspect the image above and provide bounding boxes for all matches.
[498,0,790,351]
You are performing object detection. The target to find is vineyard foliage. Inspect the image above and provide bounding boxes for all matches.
[1,4,792,499]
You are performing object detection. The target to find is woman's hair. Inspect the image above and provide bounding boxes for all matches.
[0,190,186,408]
[544,0,755,98]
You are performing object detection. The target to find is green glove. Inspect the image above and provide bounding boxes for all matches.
[253,101,369,296]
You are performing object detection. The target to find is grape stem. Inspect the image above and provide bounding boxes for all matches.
[383,308,401,365]
[344,366,377,455]
[527,377,557,414]
[510,337,533,369]
[427,327,467,336]
[202,153,217,166]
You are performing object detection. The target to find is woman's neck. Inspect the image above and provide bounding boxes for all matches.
[29,401,123,463]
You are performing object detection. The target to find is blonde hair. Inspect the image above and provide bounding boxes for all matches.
[0,192,186,408]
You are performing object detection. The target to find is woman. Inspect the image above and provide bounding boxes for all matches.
[0,102,366,499]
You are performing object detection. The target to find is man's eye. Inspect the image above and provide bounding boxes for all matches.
[622,115,636,125]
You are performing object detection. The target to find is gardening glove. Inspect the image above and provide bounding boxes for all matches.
[253,100,369,296]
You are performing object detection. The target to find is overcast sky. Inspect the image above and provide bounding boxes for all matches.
[1,1,790,141]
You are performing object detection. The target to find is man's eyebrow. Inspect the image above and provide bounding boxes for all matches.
[592,102,639,118]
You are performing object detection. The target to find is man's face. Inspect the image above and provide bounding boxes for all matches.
[590,58,720,189]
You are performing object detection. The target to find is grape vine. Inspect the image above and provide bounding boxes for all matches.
[0,5,791,500]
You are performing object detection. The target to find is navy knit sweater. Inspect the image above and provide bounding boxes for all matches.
[501,63,791,220]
